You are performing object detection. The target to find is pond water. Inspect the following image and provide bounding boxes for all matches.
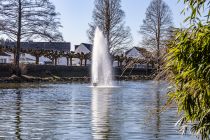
[0,81,196,140]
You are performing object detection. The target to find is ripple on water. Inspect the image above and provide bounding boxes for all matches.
[0,81,196,140]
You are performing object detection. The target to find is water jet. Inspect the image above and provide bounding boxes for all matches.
[91,27,113,87]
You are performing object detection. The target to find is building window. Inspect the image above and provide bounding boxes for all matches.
[0,59,6,63]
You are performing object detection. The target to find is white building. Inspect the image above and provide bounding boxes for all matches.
[125,47,153,68]
[126,47,147,59]
[20,53,36,64]
[73,43,92,66]
[57,57,68,66]
[4,41,71,65]
[0,52,11,63]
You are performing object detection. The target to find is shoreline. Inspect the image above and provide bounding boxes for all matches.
[0,74,156,84]
[0,64,157,84]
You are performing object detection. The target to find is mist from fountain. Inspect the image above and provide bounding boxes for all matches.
[91,27,113,87]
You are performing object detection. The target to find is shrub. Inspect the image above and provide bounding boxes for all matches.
[165,23,210,139]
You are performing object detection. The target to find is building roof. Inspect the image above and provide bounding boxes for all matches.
[0,52,11,57]
[75,43,93,52]
[74,45,79,50]
[4,42,71,52]
[126,47,153,58]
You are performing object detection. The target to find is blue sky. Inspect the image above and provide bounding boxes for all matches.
[50,0,187,50]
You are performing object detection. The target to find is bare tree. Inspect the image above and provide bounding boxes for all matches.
[0,0,63,75]
[139,0,173,70]
[87,0,132,55]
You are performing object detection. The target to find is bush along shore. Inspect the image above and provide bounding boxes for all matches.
[0,74,91,83]
[0,64,156,83]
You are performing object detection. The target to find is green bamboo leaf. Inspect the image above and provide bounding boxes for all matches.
[184,16,191,22]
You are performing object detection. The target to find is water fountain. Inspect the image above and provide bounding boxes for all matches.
[91,27,113,87]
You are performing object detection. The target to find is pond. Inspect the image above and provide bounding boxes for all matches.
[0,81,196,140]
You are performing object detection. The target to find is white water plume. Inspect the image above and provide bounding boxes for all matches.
[91,27,112,86]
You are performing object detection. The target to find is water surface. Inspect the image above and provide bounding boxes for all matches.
[0,81,196,140]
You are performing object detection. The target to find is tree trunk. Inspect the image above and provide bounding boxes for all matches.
[118,59,120,67]
[157,0,161,71]
[52,59,54,65]
[54,57,57,65]
[14,0,22,76]
[120,60,122,67]
[35,56,39,64]
[80,59,83,66]
[66,57,69,66]
[13,51,16,63]
[70,58,72,66]
[105,0,111,51]
[85,59,87,66]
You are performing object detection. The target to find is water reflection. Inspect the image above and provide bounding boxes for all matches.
[142,82,170,140]
[153,83,161,139]
[91,88,111,140]
[15,91,22,140]
[0,82,196,140]
[155,90,161,138]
